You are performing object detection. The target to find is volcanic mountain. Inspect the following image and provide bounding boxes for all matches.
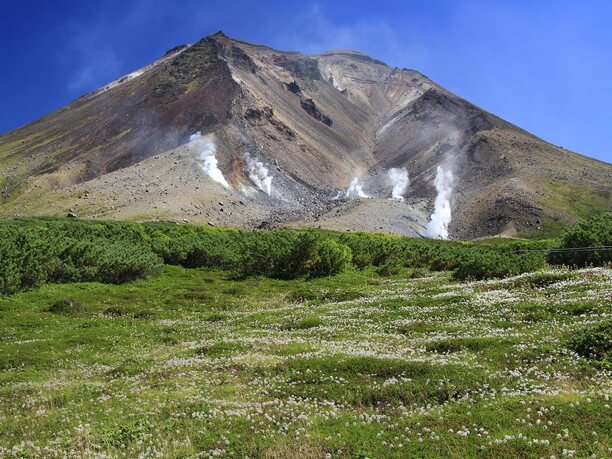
[0,31,610,238]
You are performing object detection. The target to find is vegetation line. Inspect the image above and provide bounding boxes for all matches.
[0,213,610,295]
[512,245,612,253]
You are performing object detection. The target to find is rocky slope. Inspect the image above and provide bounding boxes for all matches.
[0,31,610,238]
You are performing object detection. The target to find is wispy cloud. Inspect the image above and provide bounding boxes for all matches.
[67,45,120,94]
[64,20,122,95]
[62,0,206,95]
[62,0,168,95]
[281,2,428,68]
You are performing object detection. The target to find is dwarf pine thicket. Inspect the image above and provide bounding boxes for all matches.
[1,213,609,295]
[547,213,612,267]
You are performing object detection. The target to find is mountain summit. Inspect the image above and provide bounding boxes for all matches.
[0,32,609,237]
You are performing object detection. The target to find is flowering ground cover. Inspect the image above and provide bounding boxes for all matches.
[0,266,610,457]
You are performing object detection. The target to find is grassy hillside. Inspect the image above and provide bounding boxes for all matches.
[539,180,610,220]
[0,217,610,457]
[0,264,610,457]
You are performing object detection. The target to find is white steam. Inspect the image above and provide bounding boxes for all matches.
[189,132,230,188]
[425,165,455,239]
[345,177,369,198]
[244,153,273,195]
[387,167,409,201]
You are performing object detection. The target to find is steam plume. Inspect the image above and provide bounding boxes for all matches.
[189,132,230,188]
[345,177,369,198]
[244,153,273,195]
[425,166,454,239]
[387,167,409,201]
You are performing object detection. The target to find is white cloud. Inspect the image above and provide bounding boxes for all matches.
[64,19,122,95]
[281,2,427,69]
[68,46,121,94]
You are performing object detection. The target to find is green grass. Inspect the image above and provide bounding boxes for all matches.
[538,180,610,220]
[0,131,48,159]
[0,263,610,457]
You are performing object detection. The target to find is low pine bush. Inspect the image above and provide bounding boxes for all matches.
[338,233,391,268]
[237,229,305,279]
[0,220,162,295]
[93,243,163,284]
[50,239,162,284]
[548,213,612,267]
[376,257,402,276]
[236,231,352,279]
[453,250,546,281]
[567,322,611,362]
[301,237,352,277]
[149,229,240,269]
[0,217,561,294]
[45,298,81,315]
[0,228,54,294]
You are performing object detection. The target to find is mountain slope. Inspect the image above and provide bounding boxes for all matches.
[0,31,609,238]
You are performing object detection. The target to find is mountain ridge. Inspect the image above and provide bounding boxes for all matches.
[0,32,609,238]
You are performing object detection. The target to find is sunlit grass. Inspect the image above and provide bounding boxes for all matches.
[0,266,610,457]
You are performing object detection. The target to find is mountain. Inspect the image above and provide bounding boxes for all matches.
[0,31,610,238]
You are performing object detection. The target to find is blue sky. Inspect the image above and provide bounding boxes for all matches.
[1,0,611,163]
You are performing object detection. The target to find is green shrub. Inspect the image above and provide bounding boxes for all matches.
[0,219,163,295]
[567,322,611,361]
[453,250,545,281]
[144,222,550,280]
[51,239,162,284]
[453,251,512,281]
[0,228,54,294]
[235,231,351,279]
[0,217,558,294]
[282,315,323,330]
[93,243,163,284]
[338,234,391,268]
[548,213,612,267]
[302,238,352,277]
[150,230,240,269]
[46,298,81,315]
[376,257,402,276]
[236,229,304,279]
[104,306,129,317]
